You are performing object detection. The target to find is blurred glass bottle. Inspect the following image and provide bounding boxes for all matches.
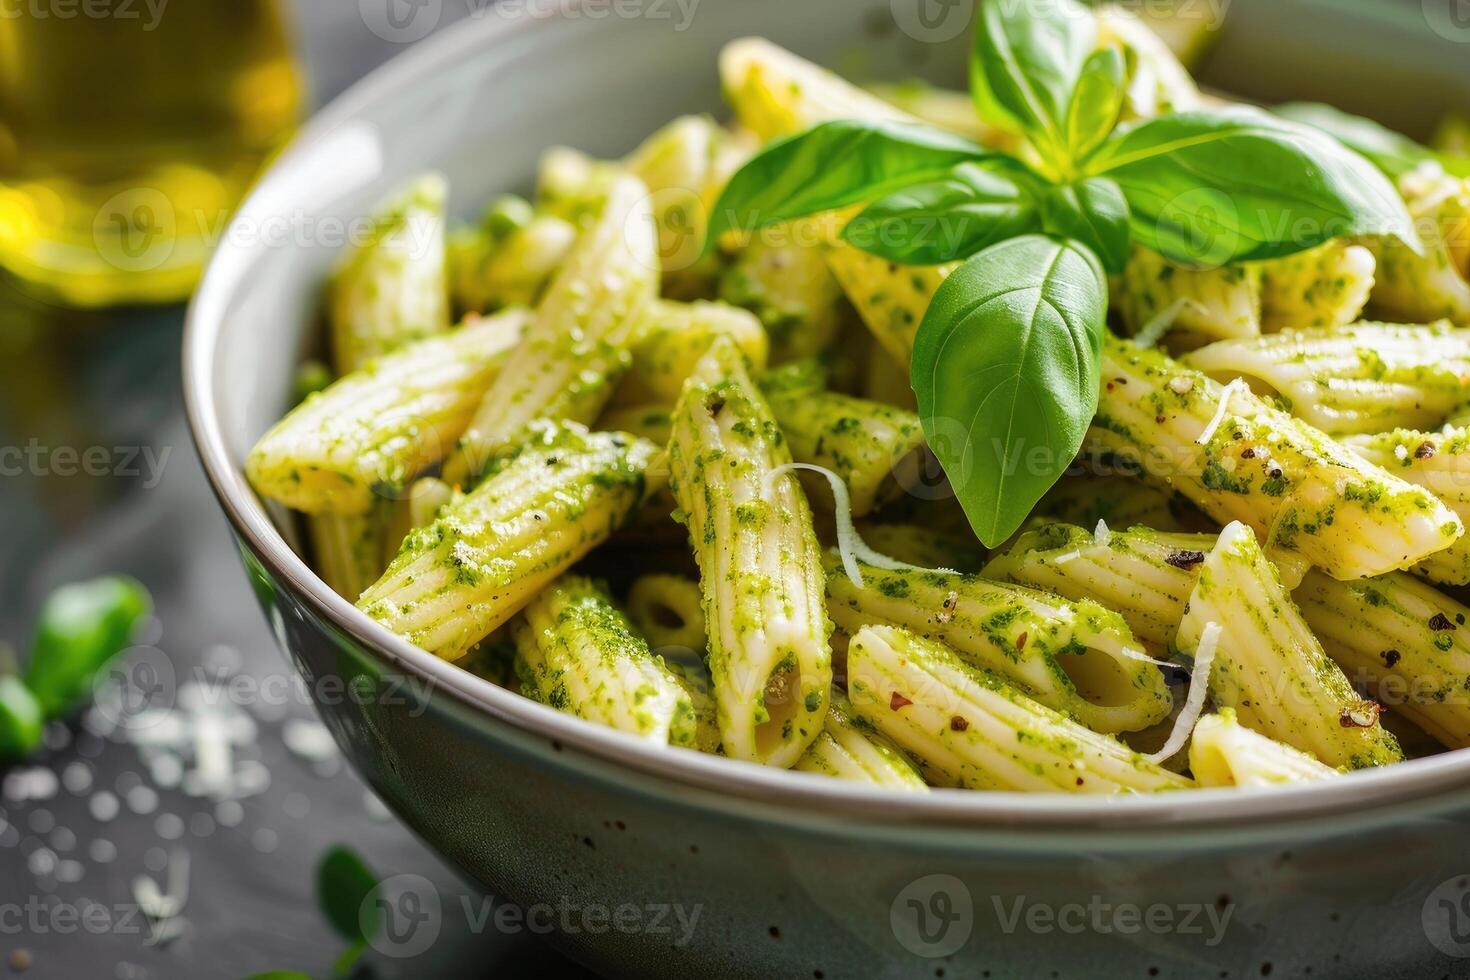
[0,1,304,307]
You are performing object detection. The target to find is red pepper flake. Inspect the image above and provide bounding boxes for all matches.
[889,691,912,711]
[1075,777,1085,786]
[1430,613,1457,631]
[1016,631,1029,651]
[1415,441,1437,460]
[1381,649,1402,668]
[1105,381,1115,392]
[1165,550,1206,570]
[949,715,969,732]
[1240,447,1256,459]
[1155,415,1167,424]
[1339,702,1381,728]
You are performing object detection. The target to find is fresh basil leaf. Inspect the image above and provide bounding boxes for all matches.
[1040,177,1130,273]
[840,158,1044,264]
[970,0,1097,161]
[1089,106,1421,266]
[705,120,987,252]
[317,846,380,943]
[1274,101,1470,179]
[1065,46,1126,163]
[911,234,1106,546]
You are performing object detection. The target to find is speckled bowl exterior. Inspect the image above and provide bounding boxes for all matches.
[185,3,1470,977]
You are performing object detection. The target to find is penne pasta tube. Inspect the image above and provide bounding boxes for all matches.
[381,476,455,565]
[513,576,699,747]
[1294,568,1470,749]
[246,309,529,514]
[1176,521,1402,769]
[794,688,928,791]
[1113,245,1261,346]
[1348,426,1470,584]
[448,208,578,315]
[1183,321,1470,435]
[718,36,917,142]
[1188,710,1339,788]
[823,552,1173,733]
[1257,241,1376,333]
[846,625,1191,793]
[358,422,660,661]
[1366,166,1470,325]
[666,660,722,754]
[614,299,769,406]
[719,234,851,364]
[667,335,833,767]
[626,574,707,655]
[309,509,389,602]
[760,383,927,517]
[1088,335,1463,580]
[983,522,1309,655]
[443,172,659,485]
[329,173,451,373]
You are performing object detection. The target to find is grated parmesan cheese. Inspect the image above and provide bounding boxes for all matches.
[1131,297,1194,349]
[1146,621,1221,765]
[1195,379,1246,446]
[1093,519,1111,548]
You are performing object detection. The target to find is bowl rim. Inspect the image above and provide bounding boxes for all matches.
[183,1,1470,833]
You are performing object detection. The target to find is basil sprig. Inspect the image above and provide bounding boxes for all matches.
[709,0,1421,545]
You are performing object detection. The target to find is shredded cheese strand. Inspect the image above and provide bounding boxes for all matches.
[1146,621,1221,765]
[1196,378,1246,447]
[1131,297,1193,349]
[766,463,948,591]
[1117,646,1178,670]
[1093,518,1111,548]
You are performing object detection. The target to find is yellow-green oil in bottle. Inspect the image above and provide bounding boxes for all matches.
[0,0,304,306]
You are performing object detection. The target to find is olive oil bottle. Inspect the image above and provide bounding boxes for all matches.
[0,1,304,307]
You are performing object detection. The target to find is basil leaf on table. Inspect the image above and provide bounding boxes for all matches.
[1274,101,1470,179]
[1089,106,1422,266]
[1040,177,1130,274]
[705,119,987,249]
[970,0,1097,161]
[911,234,1107,546]
[1065,46,1126,163]
[841,158,1044,265]
[318,846,381,943]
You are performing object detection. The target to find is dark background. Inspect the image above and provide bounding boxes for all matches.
[0,3,594,977]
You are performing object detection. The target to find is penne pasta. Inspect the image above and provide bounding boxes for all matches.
[1348,426,1470,584]
[983,522,1309,655]
[719,235,851,364]
[823,551,1173,733]
[1184,321,1470,435]
[328,173,451,373]
[1113,245,1261,346]
[309,509,390,602]
[846,625,1191,793]
[667,335,833,767]
[614,299,769,406]
[1088,335,1463,580]
[448,208,578,315]
[760,383,927,517]
[247,309,529,514]
[626,573,707,655]
[442,172,659,485]
[1176,521,1402,769]
[514,576,699,747]
[1366,166,1470,325]
[1257,241,1376,333]
[1294,568,1470,749]
[1188,710,1339,788]
[358,422,660,661]
[794,687,928,790]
